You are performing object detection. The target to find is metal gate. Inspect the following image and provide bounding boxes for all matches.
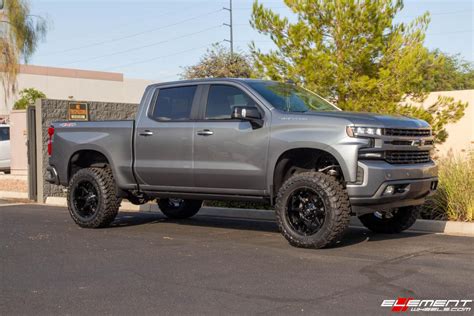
[27,106,36,201]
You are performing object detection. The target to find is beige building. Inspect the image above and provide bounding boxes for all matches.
[1,64,155,175]
[0,64,155,115]
[409,90,474,157]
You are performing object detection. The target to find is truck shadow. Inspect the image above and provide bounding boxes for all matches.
[111,211,429,248]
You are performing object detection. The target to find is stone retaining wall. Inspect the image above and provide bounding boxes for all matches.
[39,99,138,201]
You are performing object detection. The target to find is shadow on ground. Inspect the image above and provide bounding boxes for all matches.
[111,211,429,248]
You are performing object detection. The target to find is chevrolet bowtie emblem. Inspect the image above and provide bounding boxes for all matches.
[411,140,424,146]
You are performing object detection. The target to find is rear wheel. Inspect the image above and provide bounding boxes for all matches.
[67,167,121,228]
[275,172,350,249]
[358,206,419,234]
[158,198,202,219]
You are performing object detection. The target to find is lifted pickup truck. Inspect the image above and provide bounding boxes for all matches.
[47,79,438,248]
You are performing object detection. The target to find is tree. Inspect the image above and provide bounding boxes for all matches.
[1,0,47,98]
[424,50,474,91]
[181,43,253,79]
[250,0,468,143]
[13,87,45,109]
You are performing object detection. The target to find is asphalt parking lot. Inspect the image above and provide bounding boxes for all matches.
[1,203,473,315]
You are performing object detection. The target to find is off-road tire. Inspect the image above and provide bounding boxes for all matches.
[158,199,202,219]
[275,172,351,249]
[358,206,419,234]
[67,167,121,228]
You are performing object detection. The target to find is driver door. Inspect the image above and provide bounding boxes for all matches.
[193,84,270,195]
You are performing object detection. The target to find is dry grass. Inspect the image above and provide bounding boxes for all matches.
[422,153,474,222]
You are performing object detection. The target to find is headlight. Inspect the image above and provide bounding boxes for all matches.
[346,126,382,137]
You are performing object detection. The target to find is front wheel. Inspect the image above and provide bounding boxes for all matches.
[358,206,419,234]
[275,172,351,249]
[158,198,202,219]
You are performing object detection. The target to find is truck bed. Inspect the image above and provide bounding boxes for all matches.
[49,120,136,190]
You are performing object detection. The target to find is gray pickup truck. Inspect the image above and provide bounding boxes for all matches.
[47,79,438,248]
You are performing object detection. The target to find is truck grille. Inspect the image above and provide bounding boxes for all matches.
[384,128,431,137]
[385,139,434,146]
[385,151,431,164]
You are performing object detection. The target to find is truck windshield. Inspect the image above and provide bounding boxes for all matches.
[248,82,338,112]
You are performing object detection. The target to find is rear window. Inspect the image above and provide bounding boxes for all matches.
[0,127,9,141]
[151,86,197,121]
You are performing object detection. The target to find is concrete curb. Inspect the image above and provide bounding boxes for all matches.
[28,196,474,237]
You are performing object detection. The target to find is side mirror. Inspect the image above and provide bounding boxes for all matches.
[231,106,261,120]
[231,106,263,128]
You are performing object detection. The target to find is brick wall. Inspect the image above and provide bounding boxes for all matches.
[40,99,138,201]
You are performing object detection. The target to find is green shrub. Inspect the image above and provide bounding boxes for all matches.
[421,153,474,221]
[13,88,46,110]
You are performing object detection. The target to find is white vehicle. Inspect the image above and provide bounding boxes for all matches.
[0,125,10,174]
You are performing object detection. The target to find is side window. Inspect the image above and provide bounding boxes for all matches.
[205,85,257,120]
[151,86,197,121]
[0,127,9,141]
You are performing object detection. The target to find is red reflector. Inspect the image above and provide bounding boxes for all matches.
[48,126,54,156]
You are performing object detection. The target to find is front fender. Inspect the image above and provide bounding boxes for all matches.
[266,123,369,193]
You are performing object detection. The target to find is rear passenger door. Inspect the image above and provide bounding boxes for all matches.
[134,85,199,190]
[193,84,270,195]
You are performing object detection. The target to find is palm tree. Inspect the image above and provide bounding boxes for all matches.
[1,0,47,98]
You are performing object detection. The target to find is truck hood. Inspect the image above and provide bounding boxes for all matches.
[304,111,430,129]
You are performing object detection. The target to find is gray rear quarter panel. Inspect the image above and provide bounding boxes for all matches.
[50,120,136,190]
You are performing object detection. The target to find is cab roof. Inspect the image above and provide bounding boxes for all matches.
[149,78,275,88]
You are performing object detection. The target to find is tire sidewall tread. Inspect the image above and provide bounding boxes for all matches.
[67,167,120,228]
[275,172,351,249]
[158,199,202,219]
[358,206,419,234]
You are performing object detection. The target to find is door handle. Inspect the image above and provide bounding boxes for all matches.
[197,129,214,136]
[139,130,154,136]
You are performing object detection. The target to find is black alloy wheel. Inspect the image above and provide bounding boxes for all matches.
[286,187,327,236]
[73,180,99,219]
[275,172,350,248]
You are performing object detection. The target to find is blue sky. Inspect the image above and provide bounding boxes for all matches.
[29,0,473,81]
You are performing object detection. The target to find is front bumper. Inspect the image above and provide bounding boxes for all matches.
[347,160,438,215]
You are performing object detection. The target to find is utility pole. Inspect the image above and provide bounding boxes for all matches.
[223,0,233,55]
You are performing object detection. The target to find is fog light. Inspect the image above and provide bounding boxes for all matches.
[358,152,383,159]
[384,185,395,195]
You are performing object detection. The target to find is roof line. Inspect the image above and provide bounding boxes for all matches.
[17,64,124,82]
